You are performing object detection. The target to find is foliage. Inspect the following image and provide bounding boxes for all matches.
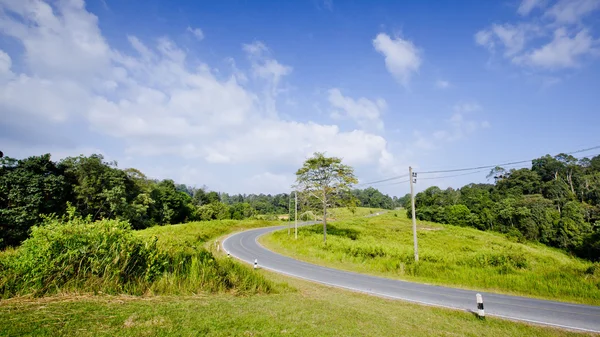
[351,187,399,210]
[263,212,600,305]
[409,153,600,260]
[0,155,69,247]
[0,152,396,249]
[0,215,279,298]
[294,152,358,243]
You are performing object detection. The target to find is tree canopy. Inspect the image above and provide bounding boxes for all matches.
[0,152,392,249]
[294,152,358,243]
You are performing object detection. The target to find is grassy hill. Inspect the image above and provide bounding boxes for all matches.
[0,211,595,336]
[262,210,600,305]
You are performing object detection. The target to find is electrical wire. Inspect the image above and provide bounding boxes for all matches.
[357,173,409,186]
[418,145,600,175]
[354,146,600,189]
[417,170,487,181]
[382,179,410,186]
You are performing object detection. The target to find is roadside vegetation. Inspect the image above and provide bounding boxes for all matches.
[263,211,600,305]
[0,272,589,337]
[0,212,282,299]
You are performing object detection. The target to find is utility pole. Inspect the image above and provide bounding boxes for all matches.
[295,191,298,239]
[288,192,291,235]
[409,166,419,262]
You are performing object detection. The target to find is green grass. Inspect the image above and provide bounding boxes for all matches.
[135,219,280,253]
[326,207,387,220]
[2,211,597,336]
[262,211,600,305]
[0,273,590,337]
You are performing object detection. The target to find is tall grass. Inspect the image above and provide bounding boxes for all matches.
[135,219,277,253]
[263,212,600,305]
[0,216,280,298]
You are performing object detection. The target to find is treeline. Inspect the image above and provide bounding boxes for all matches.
[408,153,600,261]
[352,187,403,210]
[0,153,396,249]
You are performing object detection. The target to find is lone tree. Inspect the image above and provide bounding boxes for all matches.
[294,152,357,243]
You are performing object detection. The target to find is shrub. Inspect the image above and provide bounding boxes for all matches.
[0,216,159,297]
[0,215,278,298]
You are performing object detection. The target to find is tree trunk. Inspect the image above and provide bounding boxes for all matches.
[323,202,327,244]
[567,171,575,195]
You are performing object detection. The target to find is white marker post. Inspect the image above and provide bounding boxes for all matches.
[254,259,258,270]
[476,293,485,319]
[215,240,220,252]
[227,252,230,258]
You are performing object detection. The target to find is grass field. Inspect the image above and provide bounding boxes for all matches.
[326,207,387,220]
[135,219,280,253]
[1,212,597,336]
[0,272,590,337]
[262,211,600,305]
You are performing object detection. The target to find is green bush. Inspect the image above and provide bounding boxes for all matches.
[0,216,278,298]
[0,216,158,297]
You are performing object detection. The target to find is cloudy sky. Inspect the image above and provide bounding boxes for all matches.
[1,0,599,196]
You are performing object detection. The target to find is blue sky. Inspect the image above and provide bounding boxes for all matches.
[1,0,599,196]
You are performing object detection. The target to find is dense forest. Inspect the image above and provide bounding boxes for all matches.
[407,153,600,261]
[0,153,399,249]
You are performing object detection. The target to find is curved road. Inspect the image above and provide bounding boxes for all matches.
[223,223,600,333]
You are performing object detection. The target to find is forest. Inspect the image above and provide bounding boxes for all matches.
[0,153,399,249]
[407,153,600,261]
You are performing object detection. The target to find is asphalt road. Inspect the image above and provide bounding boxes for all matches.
[223,222,600,333]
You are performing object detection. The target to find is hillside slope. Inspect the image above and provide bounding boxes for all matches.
[262,211,600,305]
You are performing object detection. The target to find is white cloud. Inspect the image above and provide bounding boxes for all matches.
[453,102,482,113]
[328,88,385,131]
[187,26,204,40]
[0,0,397,192]
[243,41,293,117]
[413,102,489,150]
[1,75,91,124]
[0,50,11,75]
[518,0,545,16]
[513,28,596,68]
[242,41,268,57]
[492,24,529,57]
[475,1,600,72]
[246,172,295,194]
[475,30,494,50]
[204,120,393,168]
[545,0,600,23]
[0,0,110,82]
[372,33,421,86]
[435,80,450,88]
[476,24,536,57]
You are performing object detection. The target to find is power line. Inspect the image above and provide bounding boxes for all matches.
[568,145,600,155]
[418,170,487,181]
[357,173,410,186]
[354,145,600,189]
[411,153,598,184]
[382,179,410,186]
[418,145,600,175]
